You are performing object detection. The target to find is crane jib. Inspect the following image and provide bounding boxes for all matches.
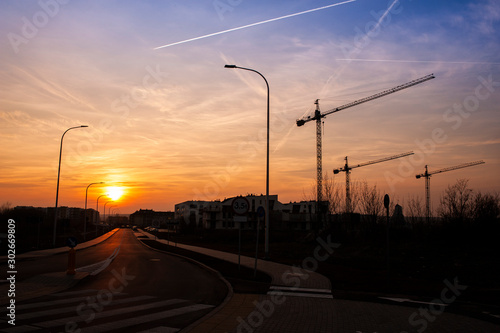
[296,73,435,126]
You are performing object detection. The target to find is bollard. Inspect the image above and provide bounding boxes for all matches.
[66,248,76,275]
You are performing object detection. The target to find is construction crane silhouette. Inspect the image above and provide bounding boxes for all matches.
[415,160,485,222]
[296,74,435,209]
[333,152,414,213]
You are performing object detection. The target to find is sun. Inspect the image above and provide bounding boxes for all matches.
[106,186,124,201]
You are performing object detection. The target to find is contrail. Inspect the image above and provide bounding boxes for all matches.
[154,0,356,50]
[335,58,500,65]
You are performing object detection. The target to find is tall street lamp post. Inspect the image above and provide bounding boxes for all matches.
[53,125,88,247]
[104,200,113,225]
[224,64,270,259]
[84,182,104,241]
[96,194,107,236]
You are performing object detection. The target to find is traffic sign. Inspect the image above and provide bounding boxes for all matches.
[257,206,265,218]
[67,237,77,248]
[232,197,249,215]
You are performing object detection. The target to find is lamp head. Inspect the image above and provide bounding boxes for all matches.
[81,125,89,128]
[224,64,237,69]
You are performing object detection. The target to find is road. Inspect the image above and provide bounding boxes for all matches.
[0,228,228,332]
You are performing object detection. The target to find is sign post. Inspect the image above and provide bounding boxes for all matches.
[232,197,249,273]
[384,194,390,273]
[66,237,77,275]
[255,206,265,278]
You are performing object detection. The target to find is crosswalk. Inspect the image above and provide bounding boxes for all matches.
[0,289,214,332]
[267,285,333,299]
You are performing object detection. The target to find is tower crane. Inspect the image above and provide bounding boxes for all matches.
[333,151,414,213]
[296,74,435,209]
[415,160,485,222]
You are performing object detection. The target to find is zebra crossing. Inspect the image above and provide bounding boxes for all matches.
[0,289,214,333]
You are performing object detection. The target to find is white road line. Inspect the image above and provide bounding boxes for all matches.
[379,297,449,306]
[267,291,333,299]
[1,324,41,333]
[17,295,155,320]
[1,295,91,311]
[52,289,100,297]
[36,299,188,328]
[0,292,127,311]
[89,304,214,332]
[137,327,180,333]
[270,286,332,293]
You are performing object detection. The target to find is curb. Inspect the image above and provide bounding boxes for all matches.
[133,231,234,333]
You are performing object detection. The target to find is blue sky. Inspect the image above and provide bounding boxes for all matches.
[1,0,499,213]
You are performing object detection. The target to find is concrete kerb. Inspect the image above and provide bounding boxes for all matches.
[133,230,234,333]
[138,230,331,291]
[0,228,120,263]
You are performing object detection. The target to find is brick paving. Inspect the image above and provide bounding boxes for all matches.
[3,229,499,332]
[139,231,500,333]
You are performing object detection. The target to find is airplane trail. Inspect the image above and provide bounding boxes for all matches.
[154,0,356,50]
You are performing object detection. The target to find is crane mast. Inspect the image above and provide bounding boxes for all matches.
[415,160,485,222]
[315,100,322,204]
[333,151,414,213]
[297,74,435,216]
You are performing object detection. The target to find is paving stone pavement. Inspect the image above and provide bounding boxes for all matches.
[138,231,500,333]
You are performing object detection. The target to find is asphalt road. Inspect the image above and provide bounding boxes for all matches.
[0,228,228,332]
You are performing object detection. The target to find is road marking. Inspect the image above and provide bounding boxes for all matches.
[0,324,40,332]
[37,299,188,328]
[16,295,155,320]
[267,291,333,299]
[379,297,449,306]
[268,285,333,299]
[76,241,122,275]
[51,289,100,297]
[88,304,214,332]
[137,327,180,333]
[269,286,332,293]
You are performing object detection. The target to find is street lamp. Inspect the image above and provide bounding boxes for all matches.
[224,64,270,259]
[84,182,104,241]
[104,200,113,225]
[53,125,88,247]
[96,194,107,235]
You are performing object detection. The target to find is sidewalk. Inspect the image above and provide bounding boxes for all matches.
[138,230,331,291]
[138,231,500,333]
[138,230,334,333]
[0,229,119,305]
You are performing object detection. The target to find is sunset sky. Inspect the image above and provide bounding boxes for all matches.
[1,0,499,214]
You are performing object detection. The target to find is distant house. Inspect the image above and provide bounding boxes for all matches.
[129,209,174,228]
[197,194,318,231]
[174,201,212,227]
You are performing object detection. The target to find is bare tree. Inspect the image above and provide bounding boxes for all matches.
[359,181,383,218]
[471,191,500,224]
[324,172,343,214]
[438,179,474,224]
[407,195,424,224]
[0,202,12,214]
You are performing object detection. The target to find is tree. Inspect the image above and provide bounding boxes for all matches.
[438,179,474,224]
[359,181,383,218]
[472,191,500,225]
[0,202,12,214]
[406,195,424,224]
[323,172,343,214]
